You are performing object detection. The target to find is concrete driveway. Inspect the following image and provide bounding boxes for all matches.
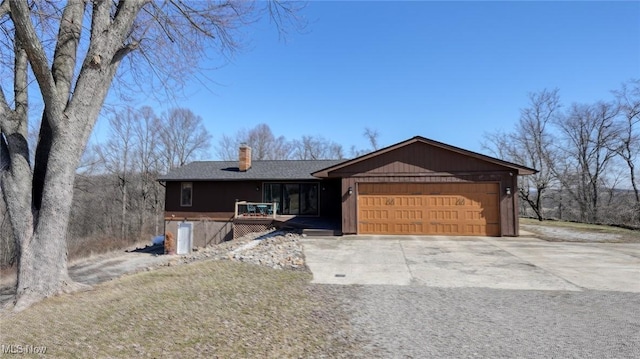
[301,235,640,292]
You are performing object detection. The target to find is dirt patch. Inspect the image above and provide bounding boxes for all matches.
[0,244,172,307]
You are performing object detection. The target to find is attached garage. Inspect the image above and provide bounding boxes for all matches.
[357,183,500,236]
[312,136,536,237]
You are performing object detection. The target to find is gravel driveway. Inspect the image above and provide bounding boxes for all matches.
[335,285,640,358]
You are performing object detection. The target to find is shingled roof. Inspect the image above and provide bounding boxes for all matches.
[158,160,345,181]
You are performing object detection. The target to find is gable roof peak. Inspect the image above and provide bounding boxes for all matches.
[312,135,537,177]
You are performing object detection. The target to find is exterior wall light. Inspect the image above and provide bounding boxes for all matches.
[348,186,353,195]
[506,187,511,195]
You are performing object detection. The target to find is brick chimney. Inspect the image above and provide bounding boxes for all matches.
[239,144,252,172]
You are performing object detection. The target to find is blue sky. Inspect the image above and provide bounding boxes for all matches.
[100,1,640,158]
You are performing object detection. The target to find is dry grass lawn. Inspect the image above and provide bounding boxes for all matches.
[521,218,640,242]
[0,260,361,358]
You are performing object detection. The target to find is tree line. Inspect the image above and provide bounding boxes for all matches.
[216,124,380,160]
[483,79,639,227]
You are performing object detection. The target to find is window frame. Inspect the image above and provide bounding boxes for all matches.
[263,182,319,216]
[180,182,193,207]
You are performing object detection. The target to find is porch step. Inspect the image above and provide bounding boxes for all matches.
[302,228,342,237]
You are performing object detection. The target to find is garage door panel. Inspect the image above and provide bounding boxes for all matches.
[394,210,423,220]
[465,211,483,220]
[361,197,382,206]
[429,223,460,235]
[358,183,500,236]
[360,222,389,233]
[465,224,484,235]
[397,196,424,206]
[395,223,424,234]
[428,210,459,220]
[360,209,389,220]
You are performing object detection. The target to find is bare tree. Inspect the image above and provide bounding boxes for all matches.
[612,79,640,218]
[328,142,345,160]
[483,89,560,221]
[291,135,344,160]
[216,125,346,161]
[157,108,212,171]
[363,127,380,151]
[0,0,301,310]
[348,127,381,158]
[270,134,295,160]
[96,108,137,241]
[216,134,239,161]
[243,123,291,160]
[216,123,292,160]
[552,102,621,223]
[133,106,163,235]
[95,106,162,240]
[246,124,275,160]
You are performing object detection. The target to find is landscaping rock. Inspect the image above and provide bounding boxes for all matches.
[172,230,308,271]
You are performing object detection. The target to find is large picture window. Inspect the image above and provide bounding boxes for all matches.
[180,182,193,207]
[264,183,319,215]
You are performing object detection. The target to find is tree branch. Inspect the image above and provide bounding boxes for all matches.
[9,0,62,130]
[51,0,85,105]
[0,0,9,18]
[0,86,10,122]
[89,0,111,40]
[111,0,148,39]
[14,37,27,122]
[169,0,215,37]
[112,41,140,63]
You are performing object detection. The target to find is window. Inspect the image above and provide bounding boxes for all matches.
[264,183,319,215]
[181,182,192,207]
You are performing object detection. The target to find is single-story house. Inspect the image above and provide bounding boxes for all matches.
[159,136,536,252]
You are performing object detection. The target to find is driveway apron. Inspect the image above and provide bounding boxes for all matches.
[301,235,640,292]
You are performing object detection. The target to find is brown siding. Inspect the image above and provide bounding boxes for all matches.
[509,174,520,236]
[330,142,508,177]
[165,179,342,219]
[165,181,265,213]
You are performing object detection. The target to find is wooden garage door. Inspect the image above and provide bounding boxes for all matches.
[358,183,500,236]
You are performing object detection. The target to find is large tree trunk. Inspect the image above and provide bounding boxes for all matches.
[14,136,90,310]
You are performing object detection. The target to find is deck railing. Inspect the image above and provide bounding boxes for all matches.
[234,201,278,219]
